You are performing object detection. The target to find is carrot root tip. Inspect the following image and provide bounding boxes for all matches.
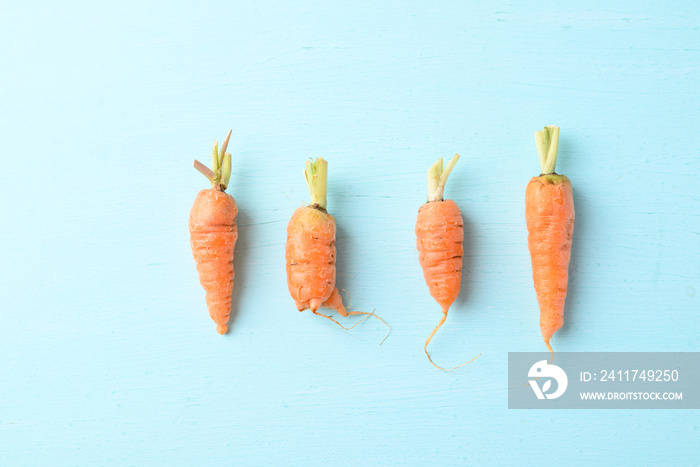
[347,309,391,345]
[217,324,227,334]
[545,340,554,364]
[424,310,480,371]
[309,298,322,312]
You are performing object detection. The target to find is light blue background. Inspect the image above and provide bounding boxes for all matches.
[2,1,698,464]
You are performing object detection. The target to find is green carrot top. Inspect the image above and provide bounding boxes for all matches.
[193,129,233,191]
[304,157,328,209]
[534,125,560,175]
[427,154,459,202]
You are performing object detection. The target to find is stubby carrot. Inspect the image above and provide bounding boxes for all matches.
[190,130,238,334]
[285,158,389,341]
[416,155,480,371]
[526,125,575,356]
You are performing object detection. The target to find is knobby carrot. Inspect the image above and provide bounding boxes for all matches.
[285,158,389,342]
[526,125,575,357]
[416,155,481,371]
[190,130,238,334]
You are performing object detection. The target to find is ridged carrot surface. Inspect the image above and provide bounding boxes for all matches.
[190,189,238,334]
[416,155,480,371]
[190,130,238,334]
[286,205,345,316]
[416,199,463,311]
[526,125,575,354]
[285,158,388,341]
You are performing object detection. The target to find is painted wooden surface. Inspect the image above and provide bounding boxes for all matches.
[1,0,698,464]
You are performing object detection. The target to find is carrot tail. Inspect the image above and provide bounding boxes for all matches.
[424,307,481,372]
[545,340,554,364]
[311,309,372,330]
[311,309,390,346]
[347,310,391,345]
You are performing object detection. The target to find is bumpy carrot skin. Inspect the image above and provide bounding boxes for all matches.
[416,155,480,371]
[285,158,389,342]
[526,126,575,354]
[190,190,238,334]
[190,130,238,334]
[286,205,345,316]
[416,200,463,311]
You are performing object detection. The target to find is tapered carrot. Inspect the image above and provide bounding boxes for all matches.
[190,130,238,334]
[526,125,575,356]
[416,155,480,371]
[285,158,389,342]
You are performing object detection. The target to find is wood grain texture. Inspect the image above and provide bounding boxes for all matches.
[1,0,698,464]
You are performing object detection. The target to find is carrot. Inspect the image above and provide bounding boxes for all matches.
[416,155,481,371]
[526,125,575,357]
[190,130,238,334]
[285,158,389,342]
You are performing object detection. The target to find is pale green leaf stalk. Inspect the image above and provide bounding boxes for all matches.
[304,157,328,209]
[221,153,232,189]
[193,129,234,192]
[211,141,220,183]
[219,129,232,167]
[535,125,560,175]
[427,154,459,202]
[427,158,443,201]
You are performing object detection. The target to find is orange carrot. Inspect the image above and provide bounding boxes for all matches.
[526,125,575,356]
[190,130,238,334]
[285,158,389,341]
[416,155,480,371]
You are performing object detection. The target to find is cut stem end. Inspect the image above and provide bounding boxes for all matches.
[193,130,233,191]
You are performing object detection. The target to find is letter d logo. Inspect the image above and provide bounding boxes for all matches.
[528,360,568,400]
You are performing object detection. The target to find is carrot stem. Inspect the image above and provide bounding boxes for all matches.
[427,158,443,201]
[193,160,215,181]
[221,153,232,189]
[427,154,460,202]
[304,158,328,209]
[220,129,232,167]
[211,141,220,180]
[535,125,560,175]
[194,130,233,191]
